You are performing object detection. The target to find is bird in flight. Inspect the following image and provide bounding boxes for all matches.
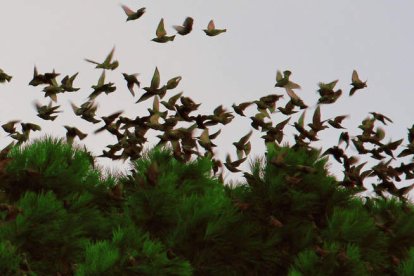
[85,47,119,70]
[152,18,175,43]
[203,20,226,36]
[349,70,367,96]
[121,5,145,21]
[0,69,12,83]
[173,17,194,36]
[122,73,140,97]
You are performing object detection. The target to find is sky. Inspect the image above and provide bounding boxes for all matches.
[0,1,413,193]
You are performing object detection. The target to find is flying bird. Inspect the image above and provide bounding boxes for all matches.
[275,70,301,90]
[60,72,80,92]
[173,17,194,35]
[85,47,119,70]
[88,71,116,100]
[233,130,252,159]
[33,100,62,121]
[121,5,145,21]
[152,18,175,43]
[0,69,12,83]
[122,73,140,96]
[64,126,88,145]
[349,70,367,96]
[2,120,20,134]
[28,66,60,86]
[232,101,253,117]
[203,20,226,36]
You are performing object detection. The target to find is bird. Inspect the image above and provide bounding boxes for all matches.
[173,17,194,35]
[88,71,116,100]
[122,73,140,96]
[85,47,119,70]
[233,130,252,159]
[60,72,80,92]
[275,70,301,90]
[370,112,393,125]
[327,115,348,129]
[232,101,253,117]
[94,111,123,134]
[203,20,226,36]
[161,91,183,111]
[2,120,21,134]
[28,66,60,86]
[224,154,246,173]
[70,100,101,124]
[152,18,175,43]
[317,80,342,104]
[349,70,367,96]
[197,128,218,154]
[42,77,63,102]
[338,131,350,149]
[308,105,328,132]
[137,67,167,103]
[0,69,12,83]
[33,100,62,121]
[64,126,88,145]
[121,5,145,21]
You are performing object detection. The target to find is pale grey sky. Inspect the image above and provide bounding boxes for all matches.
[1,1,413,189]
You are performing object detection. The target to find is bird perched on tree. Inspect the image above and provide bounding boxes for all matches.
[203,20,226,36]
[122,73,140,96]
[85,47,119,70]
[173,17,194,35]
[349,70,367,96]
[121,5,145,21]
[152,18,175,43]
[0,69,12,83]
[33,100,62,121]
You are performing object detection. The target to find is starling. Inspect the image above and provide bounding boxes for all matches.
[88,71,116,100]
[203,20,226,36]
[152,18,175,43]
[85,47,119,70]
[173,17,194,35]
[327,115,348,129]
[233,130,252,159]
[122,73,140,96]
[121,5,145,21]
[275,70,301,90]
[232,101,253,117]
[33,100,62,121]
[60,72,80,92]
[2,120,20,134]
[64,126,88,145]
[349,70,367,96]
[0,68,12,83]
[370,112,393,125]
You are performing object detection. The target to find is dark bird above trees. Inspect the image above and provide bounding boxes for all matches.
[85,47,119,70]
[33,100,62,121]
[173,17,194,35]
[152,18,175,43]
[88,71,116,100]
[328,115,349,129]
[203,20,226,36]
[122,73,140,97]
[349,70,367,96]
[64,126,87,145]
[275,70,301,90]
[232,101,253,117]
[1,120,20,134]
[60,72,80,92]
[0,69,12,83]
[121,5,145,21]
[29,66,59,86]
[370,112,393,125]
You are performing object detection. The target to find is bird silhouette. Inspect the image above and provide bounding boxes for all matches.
[60,72,80,92]
[2,120,21,134]
[203,20,226,36]
[317,80,342,104]
[224,154,246,173]
[233,130,252,159]
[370,112,393,125]
[327,115,348,129]
[349,70,367,96]
[0,69,12,83]
[152,18,175,43]
[161,91,183,111]
[33,100,62,121]
[232,101,253,117]
[88,71,116,100]
[85,47,119,70]
[122,73,140,96]
[173,17,194,35]
[42,77,63,102]
[275,70,301,90]
[28,66,60,86]
[136,67,167,103]
[308,105,328,132]
[70,100,101,124]
[64,126,88,145]
[121,5,145,21]
[94,110,123,134]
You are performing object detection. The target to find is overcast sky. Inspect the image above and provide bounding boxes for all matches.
[0,1,413,189]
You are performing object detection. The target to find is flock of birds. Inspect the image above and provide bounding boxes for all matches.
[0,4,413,200]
